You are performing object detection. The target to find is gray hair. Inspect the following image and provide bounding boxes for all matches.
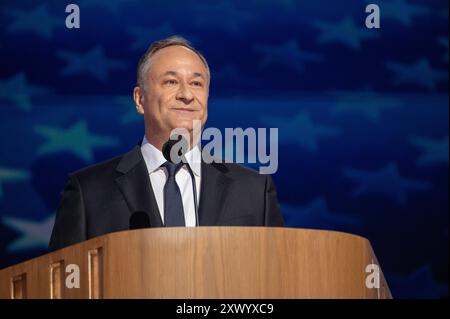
[136,35,210,89]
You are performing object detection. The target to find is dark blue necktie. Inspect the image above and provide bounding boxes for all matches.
[162,161,185,227]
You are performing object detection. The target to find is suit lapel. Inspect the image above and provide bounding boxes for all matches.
[115,145,164,227]
[114,144,234,227]
[198,161,233,225]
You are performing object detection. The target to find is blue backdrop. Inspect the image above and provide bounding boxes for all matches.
[0,0,448,298]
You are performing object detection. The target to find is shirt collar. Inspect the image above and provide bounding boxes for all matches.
[140,136,201,177]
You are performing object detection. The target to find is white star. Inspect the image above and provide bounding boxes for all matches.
[410,136,449,167]
[255,40,322,73]
[379,0,430,27]
[0,73,49,111]
[0,166,30,198]
[330,88,402,122]
[343,162,432,205]
[386,58,448,90]
[282,196,358,230]
[57,46,127,81]
[114,96,142,125]
[3,4,59,39]
[34,120,119,162]
[313,17,378,50]
[2,213,55,252]
[261,111,339,152]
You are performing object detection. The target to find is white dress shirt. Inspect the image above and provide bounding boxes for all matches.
[140,136,201,227]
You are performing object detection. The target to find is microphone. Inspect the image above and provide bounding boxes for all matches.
[162,134,187,164]
[129,211,150,229]
[162,135,200,227]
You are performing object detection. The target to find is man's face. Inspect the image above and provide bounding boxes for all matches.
[136,45,209,138]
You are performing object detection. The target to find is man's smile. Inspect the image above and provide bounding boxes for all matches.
[171,108,197,113]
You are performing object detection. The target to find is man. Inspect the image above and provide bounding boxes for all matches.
[49,36,284,251]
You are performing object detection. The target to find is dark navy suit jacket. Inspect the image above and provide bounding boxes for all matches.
[49,143,285,251]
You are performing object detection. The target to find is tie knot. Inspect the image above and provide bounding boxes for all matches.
[162,161,184,177]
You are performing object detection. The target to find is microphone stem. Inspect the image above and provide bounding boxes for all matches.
[182,155,200,227]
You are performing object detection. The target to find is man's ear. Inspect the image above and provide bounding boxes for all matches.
[133,86,145,115]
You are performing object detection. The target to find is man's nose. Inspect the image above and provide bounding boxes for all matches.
[175,83,194,104]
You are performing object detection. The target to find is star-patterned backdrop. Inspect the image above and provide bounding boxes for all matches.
[0,0,448,299]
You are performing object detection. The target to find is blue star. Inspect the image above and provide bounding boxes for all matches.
[127,24,176,51]
[343,163,432,205]
[34,120,119,162]
[255,40,323,73]
[379,0,430,27]
[386,59,448,90]
[330,88,402,122]
[261,111,339,152]
[3,4,59,39]
[193,2,254,33]
[387,265,448,299]
[282,196,359,230]
[0,73,50,111]
[114,96,142,125]
[2,213,55,252]
[313,17,378,50]
[410,136,449,167]
[437,36,449,63]
[79,0,135,15]
[0,166,30,199]
[57,46,127,81]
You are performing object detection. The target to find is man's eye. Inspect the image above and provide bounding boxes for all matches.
[164,79,177,85]
[192,81,203,87]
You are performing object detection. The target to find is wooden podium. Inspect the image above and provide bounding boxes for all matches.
[0,227,391,299]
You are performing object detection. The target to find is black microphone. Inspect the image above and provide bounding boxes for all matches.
[129,211,150,230]
[162,134,187,164]
[162,135,200,227]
